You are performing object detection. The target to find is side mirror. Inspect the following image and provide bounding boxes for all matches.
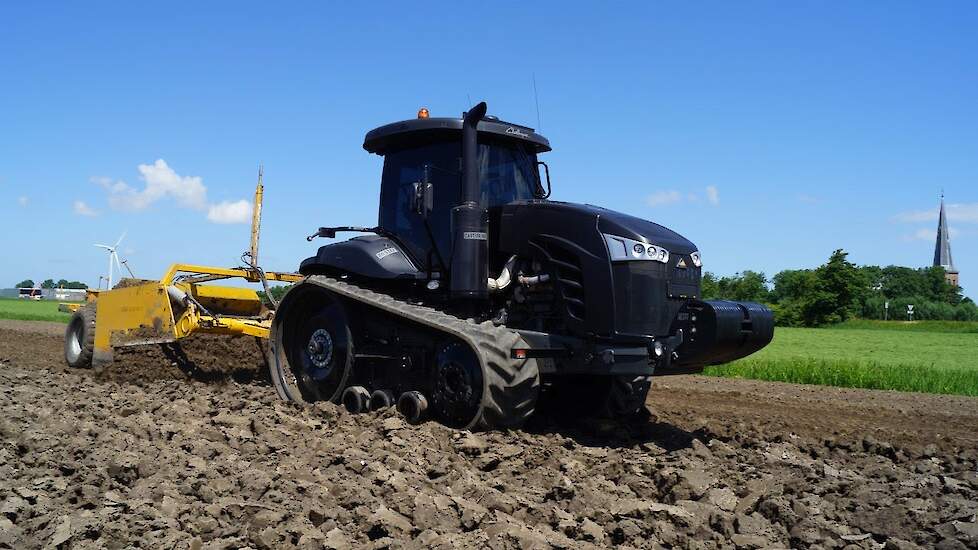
[536,161,552,199]
[412,181,433,216]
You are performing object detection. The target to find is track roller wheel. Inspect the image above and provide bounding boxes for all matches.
[270,285,354,404]
[369,390,396,411]
[342,386,370,413]
[397,391,429,424]
[65,304,96,369]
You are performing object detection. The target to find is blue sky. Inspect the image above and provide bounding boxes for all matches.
[2,2,976,297]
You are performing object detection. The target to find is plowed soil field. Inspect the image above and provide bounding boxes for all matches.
[2,319,976,549]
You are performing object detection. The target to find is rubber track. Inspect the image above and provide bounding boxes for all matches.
[301,275,540,430]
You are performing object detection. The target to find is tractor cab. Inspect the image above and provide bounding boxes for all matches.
[363,112,552,270]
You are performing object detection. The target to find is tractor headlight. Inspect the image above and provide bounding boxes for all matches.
[690,251,702,267]
[603,233,671,264]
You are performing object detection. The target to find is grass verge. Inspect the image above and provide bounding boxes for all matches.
[0,299,75,323]
[703,357,978,397]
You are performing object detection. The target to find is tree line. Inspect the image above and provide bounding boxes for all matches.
[14,279,89,290]
[701,249,977,326]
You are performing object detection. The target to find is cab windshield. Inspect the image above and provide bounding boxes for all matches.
[379,139,541,266]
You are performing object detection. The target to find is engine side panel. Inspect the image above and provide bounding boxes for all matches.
[496,200,702,340]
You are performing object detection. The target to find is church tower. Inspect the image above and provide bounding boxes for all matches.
[933,194,959,287]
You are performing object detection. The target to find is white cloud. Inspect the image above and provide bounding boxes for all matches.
[798,194,821,204]
[93,159,249,224]
[207,200,252,224]
[17,196,28,206]
[73,200,98,217]
[646,190,682,207]
[893,202,978,224]
[705,185,719,206]
[95,159,208,212]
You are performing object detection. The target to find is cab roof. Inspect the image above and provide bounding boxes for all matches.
[363,115,551,155]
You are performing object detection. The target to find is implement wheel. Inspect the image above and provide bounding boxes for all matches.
[64,304,96,369]
[270,285,353,404]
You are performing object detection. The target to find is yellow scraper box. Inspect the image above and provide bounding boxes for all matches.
[87,264,302,366]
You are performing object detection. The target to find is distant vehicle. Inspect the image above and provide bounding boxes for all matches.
[18,288,43,300]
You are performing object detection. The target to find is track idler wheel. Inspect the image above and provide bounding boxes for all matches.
[270,284,354,405]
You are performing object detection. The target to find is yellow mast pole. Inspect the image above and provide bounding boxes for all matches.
[249,165,264,266]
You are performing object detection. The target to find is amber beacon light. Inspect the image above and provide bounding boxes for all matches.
[417,107,430,119]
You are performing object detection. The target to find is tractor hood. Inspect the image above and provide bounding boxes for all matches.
[585,203,698,256]
[498,200,698,256]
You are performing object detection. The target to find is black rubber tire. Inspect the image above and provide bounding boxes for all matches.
[64,304,96,369]
[474,332,541,430]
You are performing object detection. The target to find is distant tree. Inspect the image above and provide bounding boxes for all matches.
[269,285,290,301]
[770,269,817,303]
[65,281,88,289]
[15,279,35,288]
[701,272,720,300]
[727,271,770,302]
[809,249,864,324]
[701,271,770,302]
[258,284,292,306]
[56,279,69,288]
[769,250,867,327]
[41,279,56,289]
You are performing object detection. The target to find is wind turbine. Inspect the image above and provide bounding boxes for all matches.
[94,231,127,289]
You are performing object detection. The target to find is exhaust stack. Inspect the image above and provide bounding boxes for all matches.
[450,101,489,300]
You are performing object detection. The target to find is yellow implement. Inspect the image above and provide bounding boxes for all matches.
[89,264,301,366]
[64,166,304,369]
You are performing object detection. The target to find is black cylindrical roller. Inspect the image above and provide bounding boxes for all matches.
[341,386,371,414]
[369,389,396,411]
[396,391,429,424]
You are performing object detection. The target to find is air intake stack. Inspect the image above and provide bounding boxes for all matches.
[450,101,489,300]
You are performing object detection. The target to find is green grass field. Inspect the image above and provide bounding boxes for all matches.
[703,325,978,396]
[0,298,76,323]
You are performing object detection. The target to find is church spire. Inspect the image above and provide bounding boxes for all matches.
[933,194,959,286]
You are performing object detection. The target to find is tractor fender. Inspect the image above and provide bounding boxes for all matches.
[299,235,419,280]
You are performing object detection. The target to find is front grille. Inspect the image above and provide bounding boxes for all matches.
[535,240,586,321]
[613,255,700,336]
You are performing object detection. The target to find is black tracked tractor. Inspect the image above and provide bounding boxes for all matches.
[269,102,774,429]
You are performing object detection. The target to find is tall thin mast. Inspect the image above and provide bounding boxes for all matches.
[249,165,264,267]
